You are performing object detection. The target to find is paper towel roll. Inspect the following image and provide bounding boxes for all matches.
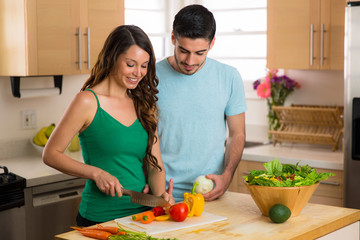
[20,88,60,98]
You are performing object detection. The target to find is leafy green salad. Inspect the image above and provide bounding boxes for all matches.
[243,159,334,187]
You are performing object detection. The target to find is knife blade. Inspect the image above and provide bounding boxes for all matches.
[121,188,171,208]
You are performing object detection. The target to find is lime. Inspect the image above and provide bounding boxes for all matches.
[269,204,291,223]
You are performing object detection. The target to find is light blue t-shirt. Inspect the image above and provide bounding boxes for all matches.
[156,58,247,202]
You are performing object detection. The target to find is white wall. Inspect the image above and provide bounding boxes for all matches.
[0,75,88,141]
[244,70,344,142]
[0,69,344,144]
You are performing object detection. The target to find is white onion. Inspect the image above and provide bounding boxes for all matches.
[194,175,214,194]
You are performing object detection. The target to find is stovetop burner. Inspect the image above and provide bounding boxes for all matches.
[0,166,26,189]
[0,166,26,211]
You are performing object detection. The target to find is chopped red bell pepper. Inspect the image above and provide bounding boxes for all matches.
[152,207,166,217]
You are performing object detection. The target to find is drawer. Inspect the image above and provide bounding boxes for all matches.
[312,168,343,199]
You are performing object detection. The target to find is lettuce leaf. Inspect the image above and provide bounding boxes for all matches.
[244,159,335,187]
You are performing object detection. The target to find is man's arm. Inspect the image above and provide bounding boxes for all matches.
[203,112,245,201]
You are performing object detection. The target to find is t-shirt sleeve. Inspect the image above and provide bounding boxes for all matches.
[225,68,247,116]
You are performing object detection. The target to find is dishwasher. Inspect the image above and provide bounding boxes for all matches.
[24,178,86,240]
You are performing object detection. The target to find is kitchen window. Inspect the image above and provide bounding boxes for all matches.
[125,0,267,82]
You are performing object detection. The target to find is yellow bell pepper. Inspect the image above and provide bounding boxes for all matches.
[184,182,205,217]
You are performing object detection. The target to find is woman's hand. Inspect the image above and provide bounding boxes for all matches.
[143,178,175,205]
[161,178,175,205]
[93,170,123,197]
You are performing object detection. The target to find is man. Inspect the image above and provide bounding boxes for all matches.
[157,4,247,202]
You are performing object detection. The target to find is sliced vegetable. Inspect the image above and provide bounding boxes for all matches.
[131,213,142,221]
[152,206,166,217]
[184,182,205,217]
[141,211,155,224]
[155,214,170,221]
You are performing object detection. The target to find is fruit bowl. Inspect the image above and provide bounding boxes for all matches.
[30,138,44,154]
[244,182,319,217]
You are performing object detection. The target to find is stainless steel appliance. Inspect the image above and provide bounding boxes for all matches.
[0,166,26,240]
[24,178,86,240]
[344,1,360,209]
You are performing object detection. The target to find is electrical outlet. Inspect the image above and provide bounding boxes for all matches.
[22,110,37,129]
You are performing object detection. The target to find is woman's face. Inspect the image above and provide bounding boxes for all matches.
[113,44,150,90]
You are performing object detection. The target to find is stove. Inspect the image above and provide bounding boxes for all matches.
[0,166,26,211]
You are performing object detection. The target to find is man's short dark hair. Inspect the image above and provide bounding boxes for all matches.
[173,4,216,42]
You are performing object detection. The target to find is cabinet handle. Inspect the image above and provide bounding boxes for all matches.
[84,27,91,69]
[310,24,314,66]
[320,181,340,186]
[320,24,325,66]
[75,27,81,70]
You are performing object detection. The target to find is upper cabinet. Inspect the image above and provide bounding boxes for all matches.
[0,0,124,76]
[267,0,346,70]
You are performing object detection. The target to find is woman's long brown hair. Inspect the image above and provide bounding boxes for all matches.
[81,25,161,171]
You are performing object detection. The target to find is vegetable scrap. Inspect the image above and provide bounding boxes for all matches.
[244,158,334,187]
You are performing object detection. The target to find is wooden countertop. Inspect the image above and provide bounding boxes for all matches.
[55,191,360,240]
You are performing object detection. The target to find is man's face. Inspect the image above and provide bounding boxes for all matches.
[171,34,215,75]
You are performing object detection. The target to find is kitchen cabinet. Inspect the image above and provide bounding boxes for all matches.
[266,0,346,70]
[228,160,344,207]
[0,0,124,76]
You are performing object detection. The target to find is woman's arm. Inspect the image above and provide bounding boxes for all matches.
[146,131,174,204]
[43,91,123,197]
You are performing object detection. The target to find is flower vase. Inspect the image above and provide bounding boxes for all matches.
[267,99,282,140]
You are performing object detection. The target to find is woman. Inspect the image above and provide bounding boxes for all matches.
[43,25,174,226]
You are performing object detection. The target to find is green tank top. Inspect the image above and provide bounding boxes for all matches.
[78,89,149,222]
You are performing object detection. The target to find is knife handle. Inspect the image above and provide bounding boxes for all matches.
[121,188,131,196]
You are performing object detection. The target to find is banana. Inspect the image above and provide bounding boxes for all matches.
[45,123,56,138]
[33,127,48,146]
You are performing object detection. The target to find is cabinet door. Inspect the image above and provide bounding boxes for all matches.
[267,0,344,70]
[81,0,124,74]
[35,0,82,75]
[267,0,320,70]
[320,0,345,70]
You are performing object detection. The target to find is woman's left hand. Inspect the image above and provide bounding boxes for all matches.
[161,178,175,205]
[142,178,175,205]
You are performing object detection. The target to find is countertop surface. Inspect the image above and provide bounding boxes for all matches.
[0,150,84,187]
[55,191,360,240]
[0,142,343,188]
[242,143,343,170]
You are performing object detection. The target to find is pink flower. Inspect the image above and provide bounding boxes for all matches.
[257,81,271,99]
[265,75,270,84]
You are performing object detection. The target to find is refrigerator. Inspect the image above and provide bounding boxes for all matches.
[344,1,360,209]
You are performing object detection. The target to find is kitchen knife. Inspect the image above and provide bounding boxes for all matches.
[121,188,171,208]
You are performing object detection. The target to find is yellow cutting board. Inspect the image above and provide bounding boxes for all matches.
[115,211,227,235]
